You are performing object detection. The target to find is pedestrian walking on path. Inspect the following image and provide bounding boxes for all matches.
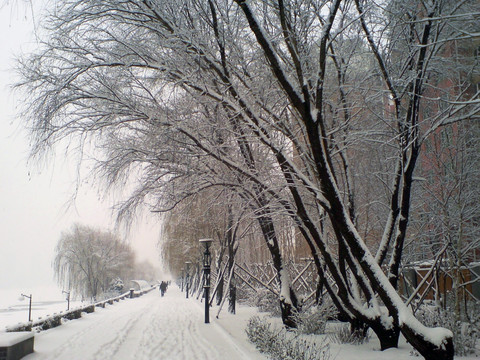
[160,281,168,296]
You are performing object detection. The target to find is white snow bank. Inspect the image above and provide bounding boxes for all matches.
[0,331,34,346]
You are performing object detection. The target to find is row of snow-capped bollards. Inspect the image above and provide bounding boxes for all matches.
[6,286,157,333]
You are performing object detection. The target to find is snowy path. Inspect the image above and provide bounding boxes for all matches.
[24,286,264,360]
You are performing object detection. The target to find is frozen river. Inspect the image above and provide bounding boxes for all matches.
[0,286,83,330]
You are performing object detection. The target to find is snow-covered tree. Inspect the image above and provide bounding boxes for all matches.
[16,0,480,358]
[54,224,136,299]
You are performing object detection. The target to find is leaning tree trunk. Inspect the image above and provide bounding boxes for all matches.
[285,177,401,346]
[216,276,224,306]
[401,324,454,360]
[225,85,301,326]
[215,248,225,306]
[228,277,236,314]
[225,205,237,313]
[257,213,300,328]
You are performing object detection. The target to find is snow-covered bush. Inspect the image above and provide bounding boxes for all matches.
[246,315,330,360]
[329,323,370,345]
[239,287,282,316]
[253,288,282,316]
[415,303,479,356]
[63,309,82,320]
[6,322,32,332]
[109,277,125,293]
[245,315,278,353]
[236,285,255,304]
[294,300,337,335]
[38,315,62,331]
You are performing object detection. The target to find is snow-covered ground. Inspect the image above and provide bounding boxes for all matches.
[1,286,478,359]
[20,286,265,360]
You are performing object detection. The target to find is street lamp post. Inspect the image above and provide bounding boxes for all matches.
[62,290,71,311]
[185,261,192,299]
[20,294,32,322]
[199,238,213,324]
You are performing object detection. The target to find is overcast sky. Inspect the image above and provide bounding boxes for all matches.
[0,1,163,290]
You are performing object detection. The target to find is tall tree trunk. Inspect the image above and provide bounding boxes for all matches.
[228,275,236,314]
[257,214,299,327]
[216,275,224,306]
[227,208,237,314]
[369,321,400,350]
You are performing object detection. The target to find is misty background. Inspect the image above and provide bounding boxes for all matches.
[0,1,162,290]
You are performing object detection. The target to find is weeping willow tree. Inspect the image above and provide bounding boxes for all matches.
[54,224,136,299]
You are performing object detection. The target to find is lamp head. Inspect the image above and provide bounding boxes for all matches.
[199,238,213,250]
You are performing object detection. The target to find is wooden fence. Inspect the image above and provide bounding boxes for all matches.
[400,264,480,308]
[185,258,480,317]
